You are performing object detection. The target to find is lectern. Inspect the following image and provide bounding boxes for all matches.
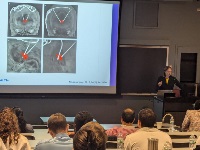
[154,90,175,121]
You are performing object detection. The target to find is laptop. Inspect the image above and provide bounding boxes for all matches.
[157,90,175,98]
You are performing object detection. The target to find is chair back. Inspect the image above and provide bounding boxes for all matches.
[106,136,117,148]
[169,133,197,148]
[24,135,35,140]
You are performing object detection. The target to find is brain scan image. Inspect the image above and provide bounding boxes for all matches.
[45,5,77,38]
[43,40,76,73]
[7,39,41,73]
[9,3,41,36]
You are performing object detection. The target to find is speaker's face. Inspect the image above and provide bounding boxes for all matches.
[165,68,172,77]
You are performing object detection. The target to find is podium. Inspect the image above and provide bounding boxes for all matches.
[154,90,199,126]
[153,90,175,121]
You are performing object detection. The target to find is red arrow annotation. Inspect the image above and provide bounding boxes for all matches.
[21,52,28,60]
[23,19,28,23]
[60,20,65,24]
[56,54,63,61]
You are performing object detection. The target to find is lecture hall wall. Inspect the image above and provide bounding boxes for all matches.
[1,0,200,124]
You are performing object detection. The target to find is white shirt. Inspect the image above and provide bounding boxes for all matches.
[124,127,172,150]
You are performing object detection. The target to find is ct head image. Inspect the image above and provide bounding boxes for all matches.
[44,4,77,38]
[7,39,41,73]
[43,40,76,73]
[8,3,42,37]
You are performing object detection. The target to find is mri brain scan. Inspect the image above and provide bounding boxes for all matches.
[43,40,76,73]
[7,39,41,73]
[9,4,40,36]
[45,5,77,38]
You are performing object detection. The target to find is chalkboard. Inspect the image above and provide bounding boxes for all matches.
[118,45,168,93]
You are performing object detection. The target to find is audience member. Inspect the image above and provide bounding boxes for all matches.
[12,106,34,133]
[106,108,137,139]
[182,100,200,131]
[74,111,93,133]
[35,113,73,150]
[0,107,31,150]
[73,122,107,150]
[124,108,172,150]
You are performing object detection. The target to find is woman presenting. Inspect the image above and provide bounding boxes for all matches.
[157,66,182,91]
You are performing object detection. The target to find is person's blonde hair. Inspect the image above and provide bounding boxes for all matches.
[48,113,67,134]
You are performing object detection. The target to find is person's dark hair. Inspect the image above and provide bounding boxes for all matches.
[194,100,200,110]
[121,108,135,123]
[163,66,172,76]
[138,108,156,128]
[74,111,93,133]
[0,107,20,145]
[12,107,27,133]
[47,113,67,134]
[73,122,107,150]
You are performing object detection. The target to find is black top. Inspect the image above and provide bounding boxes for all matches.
[156,76,182,91]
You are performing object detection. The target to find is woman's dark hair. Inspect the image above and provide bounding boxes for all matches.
[194,100,200,110]
[12,107,27,133]
[74,111,93,133]
[73,122,107,150]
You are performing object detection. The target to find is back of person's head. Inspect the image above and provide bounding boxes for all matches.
[48,113,68,134]
[12,106,27,133]
[0,107,20,145]
[194,100,200,110]
[138,108,156,128]
[74,111,93,133]
[12,106,23,117]
[73,122,107,150]
[121,108,135,123]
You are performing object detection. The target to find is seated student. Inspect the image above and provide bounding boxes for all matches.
[0,107,31,150]
[12,106,34,133]
[182,100,200,131]
[35,113,73,150]
[106,108,137,139]
[73,122,107,150]
[124,108,172,150]
[74,111,93,133]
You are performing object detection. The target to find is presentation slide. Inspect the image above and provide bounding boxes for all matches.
[0,0,120,94]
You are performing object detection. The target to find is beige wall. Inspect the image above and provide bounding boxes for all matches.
[120,0,200,82]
